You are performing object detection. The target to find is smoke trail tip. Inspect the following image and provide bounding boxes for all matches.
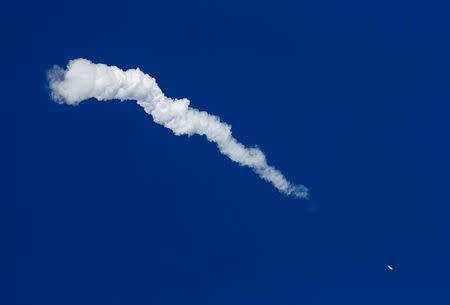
[47,65,66,103]
[290,184,309,199]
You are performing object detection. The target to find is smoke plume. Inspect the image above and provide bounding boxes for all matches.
[48,59,308,198]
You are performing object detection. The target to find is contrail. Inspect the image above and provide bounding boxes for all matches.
[48,59,308,198]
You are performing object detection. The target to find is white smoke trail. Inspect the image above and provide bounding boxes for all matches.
[48,59,308,198]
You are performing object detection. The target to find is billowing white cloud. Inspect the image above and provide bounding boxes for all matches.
[48,59,308,198]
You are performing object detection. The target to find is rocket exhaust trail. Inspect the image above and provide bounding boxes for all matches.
[48,59,308,199]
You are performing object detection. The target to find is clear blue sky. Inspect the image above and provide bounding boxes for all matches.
[2,1,450,304]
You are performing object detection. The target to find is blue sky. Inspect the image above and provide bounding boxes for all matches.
[2,1,450,304]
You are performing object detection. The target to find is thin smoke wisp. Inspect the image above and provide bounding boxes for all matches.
[48,59,308,198]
